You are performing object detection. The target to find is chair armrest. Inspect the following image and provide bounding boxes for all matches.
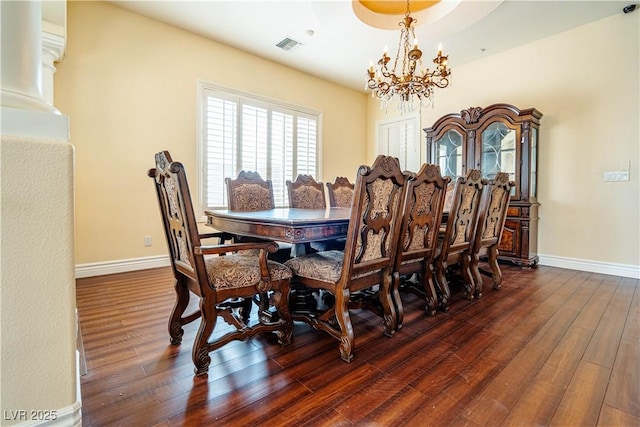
[199,231,235,242]
[194,241,279,256]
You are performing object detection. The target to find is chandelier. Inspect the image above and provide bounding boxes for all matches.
[366,0,451,113]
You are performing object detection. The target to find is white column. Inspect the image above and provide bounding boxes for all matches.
[42,31,65,107]
[0,0,57,112]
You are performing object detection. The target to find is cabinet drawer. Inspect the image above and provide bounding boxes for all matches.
[506,206,520,217]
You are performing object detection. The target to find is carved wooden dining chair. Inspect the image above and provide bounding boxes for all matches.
[225,171,275,211]
[149,151,293,376]
[225,170,293,315]
[326,176,354,208]
[471,172,515,297]
[393,164,450,326]
[321,176,354,252]
[286,174,326,209]
[286,174,336,254]
[284,155,409,362]
[434,169,486,311]
[225,170,292,257]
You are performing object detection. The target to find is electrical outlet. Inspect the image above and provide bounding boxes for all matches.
[144,236,152,246]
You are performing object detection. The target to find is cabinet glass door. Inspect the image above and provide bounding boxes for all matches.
[436,129,464,178]
[481,122,517,194]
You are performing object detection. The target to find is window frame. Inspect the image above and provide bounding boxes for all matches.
[196,80,323,218]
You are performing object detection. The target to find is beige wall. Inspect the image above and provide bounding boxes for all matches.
[56,2,639,271]
[368,12,640,268]
[55,1,367,265]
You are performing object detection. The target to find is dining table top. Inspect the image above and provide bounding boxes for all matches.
[205,207,351,244]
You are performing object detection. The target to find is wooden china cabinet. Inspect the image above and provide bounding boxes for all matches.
[424,103,543,267]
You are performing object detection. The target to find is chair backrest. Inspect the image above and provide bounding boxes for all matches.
[396,164,450,268]
[474,172,515,252]
[225,171,275,211]
[443,181,455,212]
[326,176,354,208]
[286,174,326,209]
[341,155,409,283]
[440,169,486,258]
[148,151,206,286]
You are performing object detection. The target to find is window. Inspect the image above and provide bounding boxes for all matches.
[198,82,321,212]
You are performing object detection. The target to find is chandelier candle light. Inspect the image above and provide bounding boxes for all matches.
[366,0,451,113]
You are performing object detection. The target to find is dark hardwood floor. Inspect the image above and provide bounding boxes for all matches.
[76,264,639,426]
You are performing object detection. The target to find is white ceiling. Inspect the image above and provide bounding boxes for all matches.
[109,1,629,91]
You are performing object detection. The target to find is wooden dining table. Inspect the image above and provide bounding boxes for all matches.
[205,206,451,314]
[205,206,352,313]
[205,207,351,246]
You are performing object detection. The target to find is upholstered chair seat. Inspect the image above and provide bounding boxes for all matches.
[285,250,378,283]
[204,254,293,290]
[284,250,344,283]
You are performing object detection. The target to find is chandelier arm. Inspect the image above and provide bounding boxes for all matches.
[431,79,450,89]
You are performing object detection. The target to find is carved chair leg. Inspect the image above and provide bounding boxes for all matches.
[488,246,503,290]
[391,272,404,331]
[423,265,438,316]
[379,273,397,337]
[434,257,451,312]
[257,291,271,321]
[192,298,217,376]
[471,252,483,298]
[335,288,354,363]
[169,277,190,345]
[240,297,253,323]
[460,254,475,300]
[274,281,293,346]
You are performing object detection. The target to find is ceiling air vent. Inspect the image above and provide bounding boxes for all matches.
[276,37,302,52]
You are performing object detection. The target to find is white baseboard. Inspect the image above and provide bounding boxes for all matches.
[75,254,640,280]
[75,255,171,278]
[538,254,640,279]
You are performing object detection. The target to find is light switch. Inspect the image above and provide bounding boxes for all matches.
[604,170,630,182]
